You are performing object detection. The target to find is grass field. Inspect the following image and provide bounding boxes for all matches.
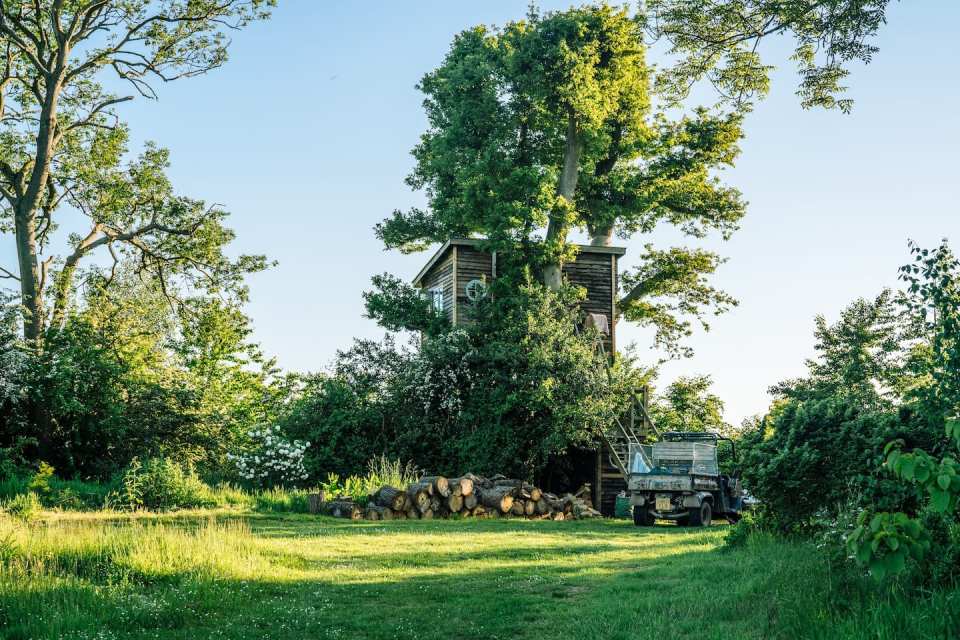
[1,512,957,640]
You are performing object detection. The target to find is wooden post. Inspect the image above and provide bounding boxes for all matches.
[452,245,458,326]
[641,385,651,437]
[595,447,602,513]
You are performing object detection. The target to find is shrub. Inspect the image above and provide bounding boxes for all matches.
[27,462,54,497]
[115,457,216,511]
[4,492,41,521]
[228,425,309,488]
[738,398,929,533]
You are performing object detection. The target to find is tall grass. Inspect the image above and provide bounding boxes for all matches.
[0,512,956,640]
[365,454,422,489]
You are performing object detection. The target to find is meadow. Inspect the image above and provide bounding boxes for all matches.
[1,512,956,640]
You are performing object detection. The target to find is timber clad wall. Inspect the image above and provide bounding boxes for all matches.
[414,239,621,344]
[455,246,494,320]
[419,253,455,324]
[563,251,617,352]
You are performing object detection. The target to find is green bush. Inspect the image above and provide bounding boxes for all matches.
[738,398,930,533]
[4,492,41,521]
[285,285,639,481]
[115,457,216,511]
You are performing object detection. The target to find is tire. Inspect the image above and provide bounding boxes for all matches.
[633,505,655,527]
[688,501,712,527]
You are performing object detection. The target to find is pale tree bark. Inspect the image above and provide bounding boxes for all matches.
[543,113,582,290]
[13,70,66,341]
[588,226,614,246]
[586,122,623,248]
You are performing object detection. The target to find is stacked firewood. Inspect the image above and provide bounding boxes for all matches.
[310,473,601,521]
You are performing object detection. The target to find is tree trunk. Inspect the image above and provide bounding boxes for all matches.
[463,493,478,510]
[479,486,514,513]
[375,486,406,511]
[14,209,44,341]
[589,225,614,246]
[543,112,583,291]
[420,475,450,498]
[325,500,362,519]
[449,476,474,497]
[407,483,432,513]
[447,493,464,513]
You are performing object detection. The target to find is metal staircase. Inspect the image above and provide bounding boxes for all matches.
[586,324,659,479]
[603,392,657,478]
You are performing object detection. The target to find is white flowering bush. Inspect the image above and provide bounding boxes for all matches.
[228,425,310,488]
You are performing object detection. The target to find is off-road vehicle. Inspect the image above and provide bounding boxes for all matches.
[627,432,743,527]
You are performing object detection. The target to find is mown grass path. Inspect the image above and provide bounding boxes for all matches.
[0,512,952,639]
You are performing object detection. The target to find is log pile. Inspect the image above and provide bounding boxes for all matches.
[309,474,602,521]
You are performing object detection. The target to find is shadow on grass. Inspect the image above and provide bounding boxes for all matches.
[3,514,952,640]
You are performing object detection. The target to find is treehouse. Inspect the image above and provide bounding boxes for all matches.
[412,238,650,514]
[412,238,626,352]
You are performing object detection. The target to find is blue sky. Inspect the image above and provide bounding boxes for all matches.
[5,2,958,425]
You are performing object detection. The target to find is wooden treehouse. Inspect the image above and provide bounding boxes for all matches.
[412,238,656,515]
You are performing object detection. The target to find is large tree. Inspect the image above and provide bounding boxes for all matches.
[376,5,745,355]
[0,0,273,343]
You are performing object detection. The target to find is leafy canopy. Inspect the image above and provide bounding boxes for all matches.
[645,0,894,112]
[376,4,746,357]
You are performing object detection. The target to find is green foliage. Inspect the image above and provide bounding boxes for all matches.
[317,457,423,506]
[379,3,745,356]
[899,240,960,419]
[846,511,931,582]
[27,462,55,498]
[649,374,731,434]
[847,241,960,580]
[114,457,217,512]
[286,285,634,480]
[3,492,41,521]
[363,273,450,336]
[0,437,35,481]
[724,509,766,549]
[0,270,291,480]
[0,0,275,342]
[769,290,920,409]
[740,397,923,533]
[364,455,424,492]
[619,246,738,357]
[645,0,893,112]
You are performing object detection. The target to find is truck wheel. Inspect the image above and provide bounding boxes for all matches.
[688,501,712,527]
[633,505,655,527]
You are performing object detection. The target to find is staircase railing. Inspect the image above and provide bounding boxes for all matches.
[585,331,656,478]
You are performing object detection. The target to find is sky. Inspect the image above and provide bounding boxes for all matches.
[3,1,958,426]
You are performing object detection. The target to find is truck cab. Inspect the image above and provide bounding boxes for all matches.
[627,432,743,527]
